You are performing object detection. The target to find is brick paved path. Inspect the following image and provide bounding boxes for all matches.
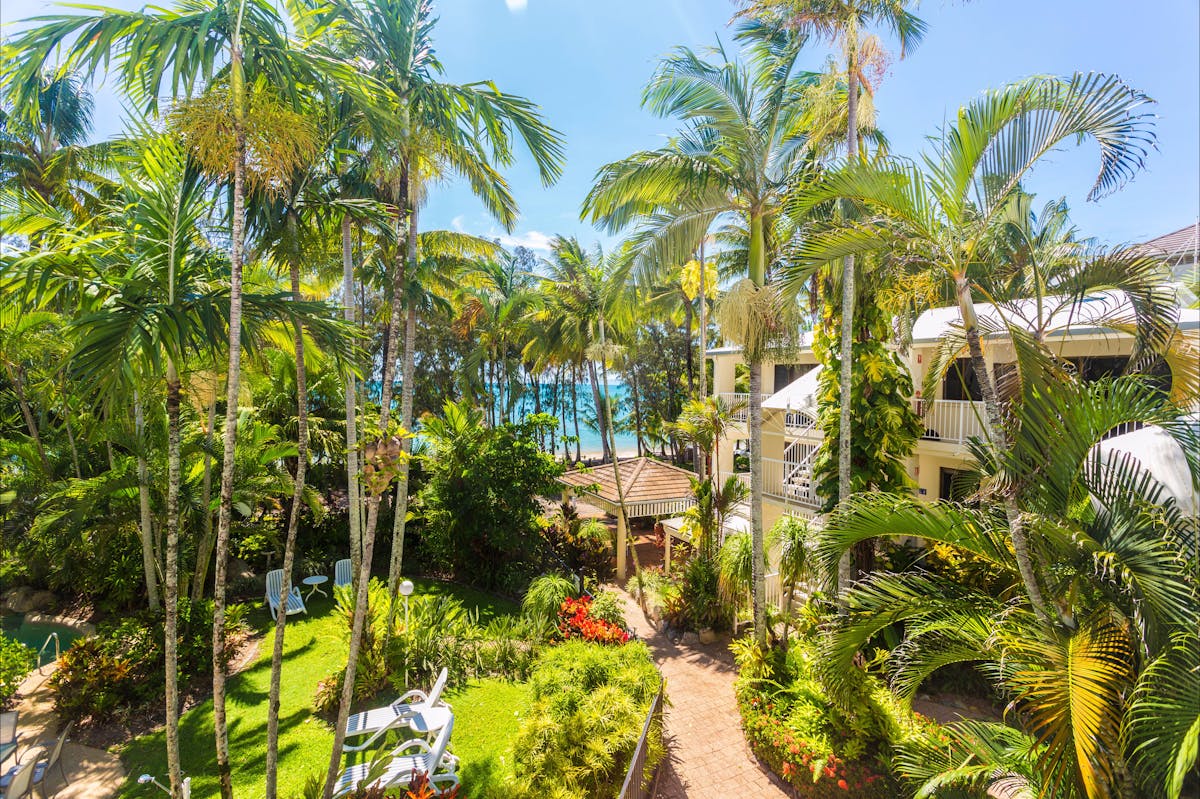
[619,591,790,799]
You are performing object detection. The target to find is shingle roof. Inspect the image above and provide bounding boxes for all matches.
[1140,223,1198,260]
[557,457,696,506]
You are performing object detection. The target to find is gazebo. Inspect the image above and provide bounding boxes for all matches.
[556,457,697,579]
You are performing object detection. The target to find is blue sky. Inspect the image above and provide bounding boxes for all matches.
[4,0,1198,251]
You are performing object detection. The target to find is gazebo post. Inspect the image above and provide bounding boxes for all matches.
[616,512,627,581]
[664,527,671,571]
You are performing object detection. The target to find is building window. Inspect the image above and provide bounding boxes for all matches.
[774,363,815,389]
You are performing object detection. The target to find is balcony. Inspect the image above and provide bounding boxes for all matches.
[913,398,988,446]
[715,393,770,423]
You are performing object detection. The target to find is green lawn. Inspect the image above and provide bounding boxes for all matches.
[117,579,526,799]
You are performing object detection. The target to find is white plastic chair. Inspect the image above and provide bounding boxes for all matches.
[30,722,72,794]
[333,559,352,589]
[343,668,449,753]
[333,717,458,798]
[265,569,306,617]
[0,713,16,767]
[0,745,44,799]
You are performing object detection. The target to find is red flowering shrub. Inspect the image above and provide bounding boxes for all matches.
[557,596,630,644]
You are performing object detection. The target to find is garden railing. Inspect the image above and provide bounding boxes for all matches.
[618,678,665,799]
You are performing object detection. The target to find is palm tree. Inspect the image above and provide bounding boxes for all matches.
[740,0,926,596]
[673,395,744,483]
[310,4,562,791]
[585,26,818,641]
[0,70,112,239]
[786,72,1159,621]
[820,369,1198,798]
[6,5,351,792]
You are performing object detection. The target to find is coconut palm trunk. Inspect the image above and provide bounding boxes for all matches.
[600,318,639,580]
[265,261,309,799]
[572,362,582,462]
[163,365,183,796]
[955,276,1051,621]
[342,215,363,579]
[8,365,50,474]
[191,397,217,601]
[323,193,408,799]
[387,198,419,589]
[748,212,767,644]
[211,40,249,799]
[835,29,860,598]
[697,238,708,480]
[133,389,161,610]
[587,360,611,461]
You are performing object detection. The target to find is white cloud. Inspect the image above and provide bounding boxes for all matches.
[505,0,527,11]
[498,230,555,252]
[450,215,466,232]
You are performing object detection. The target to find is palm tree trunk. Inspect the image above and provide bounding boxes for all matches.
[685,297,695,397]
[191,397,218,602]
[956,276,1051,622]
[587,360,610,462]
[572,362,582,462]
[600,318,639,580]
[163,367,183,797]
[630,368,645,457]
[749,363,766,643]
[62,398,81,479]
[835,42,860,599]
[265,262,309,799]
[387,198,419,591]
[342,215,363,581]
[10,365,50,473]
[323,178,408,799]
[134,390,161,610]
[698,238,708,481]
[212,43,248,798]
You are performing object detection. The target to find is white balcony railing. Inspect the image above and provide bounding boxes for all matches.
[736,456,821,509]
[913,399,988,446]
[717,393,770,423]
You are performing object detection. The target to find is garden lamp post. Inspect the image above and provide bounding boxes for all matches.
[399,579,414,688]
[139,774,191,799]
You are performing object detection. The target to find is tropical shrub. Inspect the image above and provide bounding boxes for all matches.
[679,551,728,631]
[587,588,627,629]
[556,596,629,644]
[418,401,564,592]
[733,633,924,797]
[542,502,613,583]
[0,637,35,705]
[51,599,247,722]
[511,641,662,798]
[521,574,577,622]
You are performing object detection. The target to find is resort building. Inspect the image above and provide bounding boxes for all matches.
[708,234,1200,533]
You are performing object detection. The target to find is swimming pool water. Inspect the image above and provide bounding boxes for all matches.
[0,614,83,657]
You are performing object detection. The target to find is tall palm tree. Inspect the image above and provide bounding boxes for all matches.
[583,25,816,641]
[821,368,1198,798]
[741,0,926,595]
[786,72,1159,621]
[310,5,562,792]
[5,4,352,792]
[0,70,112,237]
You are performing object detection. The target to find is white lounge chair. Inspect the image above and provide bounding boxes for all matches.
[333,718,458,798]
[334,559,352,590]
[265,569,306,617]
[0,745,44,799]
[343,668,449,753]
